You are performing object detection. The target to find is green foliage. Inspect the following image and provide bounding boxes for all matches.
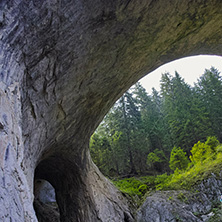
[138,184,148,195]
[112,174,169,203]
[216,145,222,153]
[189,141,209,164]
[147,152,161,164]
[90,133,112,175]
[90,67,222,178]
[160,71,212,152]
[147,149,167,163]
[90,67,222,214]
[112,177,145,202]
[169,147,189,171]
[161,138,222,190]
[189,136,218,164]
[155,173,171,190]
[112,138,222,208]
[205,136,219,152]
[196,67,222,141]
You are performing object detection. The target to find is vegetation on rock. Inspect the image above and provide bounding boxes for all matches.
[90,67,222,217]
[90,67,222,178]
[112,138,222,208]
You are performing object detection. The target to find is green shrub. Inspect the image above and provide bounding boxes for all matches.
[205,136,219,152]
[216,145,222,153]
[112,177,144,198]
[147,149,167,165]
[169,147,189,171]
[146,149,168,172]
[189,138,218,164]
[138,184,148,195]
[113,138,222,205]
[147,152,161,164]
[155,173,171,190]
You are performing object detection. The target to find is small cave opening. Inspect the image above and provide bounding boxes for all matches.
[33,154,93,222]
[33,178,60,222]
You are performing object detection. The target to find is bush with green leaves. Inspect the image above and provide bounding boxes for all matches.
[147,149,168,172]
[205,136,219,152]
[113,139,222,206]
[169,146,189,171]
[189,136,219,164]
[147,152,161,165]
[138,184,148,195]
[155,173,171,190]
[189,141,209,164]
[112,177,144,198]
[147,149,167,164]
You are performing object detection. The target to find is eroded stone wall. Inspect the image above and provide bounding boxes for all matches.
[0,0,222,221]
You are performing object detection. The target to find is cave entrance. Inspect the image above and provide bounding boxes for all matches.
[33,179,60,222]
[33,154,96,222]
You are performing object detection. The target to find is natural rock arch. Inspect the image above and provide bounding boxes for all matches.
[33,179,60,222]
[0,0,222,221]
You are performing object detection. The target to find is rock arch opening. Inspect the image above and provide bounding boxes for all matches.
[90,54,222,178]
[33,179,60,222]
[33,154,98,222]
[1,0,222,221]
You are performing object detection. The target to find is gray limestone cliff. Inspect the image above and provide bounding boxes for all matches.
[0,0,222,221]
[137,174,222,222]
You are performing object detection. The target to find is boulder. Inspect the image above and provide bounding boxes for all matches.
[137,175,222,222]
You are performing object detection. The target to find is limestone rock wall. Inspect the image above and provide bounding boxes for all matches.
[0,0,222,221]
[0,83,37,221]
[0,1,37,220]
[137,174,222,222]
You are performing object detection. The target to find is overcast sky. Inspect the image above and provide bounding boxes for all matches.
[139,55,222,94]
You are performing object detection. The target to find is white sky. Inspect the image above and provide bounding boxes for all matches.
[140,55,222,94]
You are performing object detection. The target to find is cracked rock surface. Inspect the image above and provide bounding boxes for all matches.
[0,0,222,221]
[137,175,222,222]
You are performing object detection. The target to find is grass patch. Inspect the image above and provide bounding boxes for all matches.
[112,141,222,207]
[162,152,222,190]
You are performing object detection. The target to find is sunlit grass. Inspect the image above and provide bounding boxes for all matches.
[112,144,222,206]
[164,146,222,190]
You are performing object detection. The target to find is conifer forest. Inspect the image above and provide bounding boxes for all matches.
[90,67,222,178]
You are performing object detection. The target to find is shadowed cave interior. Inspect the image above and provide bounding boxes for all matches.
[33,155,85,222]
[34,157,60,222]
[33,147,135,222]
[34,179,60,222]
[33,153,98,222]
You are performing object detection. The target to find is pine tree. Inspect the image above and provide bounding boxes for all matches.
[161,71,211,152]
[196,67,222,141]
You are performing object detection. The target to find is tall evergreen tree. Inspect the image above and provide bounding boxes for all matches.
[161,72,211,152]
[196,67,222,141]
[90,67,222,177]
[134,83,171,172]
[120,93,138,174]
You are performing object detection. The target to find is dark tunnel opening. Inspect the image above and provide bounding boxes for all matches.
[33,178,60,222]
[33,154,96,222]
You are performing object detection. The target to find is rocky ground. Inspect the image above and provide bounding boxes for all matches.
[137,175,222,222]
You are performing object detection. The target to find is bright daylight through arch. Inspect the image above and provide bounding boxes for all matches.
[140,55,222,93]
[90,54,222,221]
